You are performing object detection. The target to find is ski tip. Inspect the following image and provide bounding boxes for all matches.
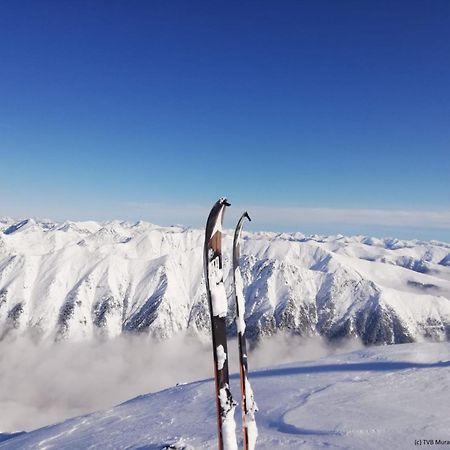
[218,196,231,207]
[244,211,251,222]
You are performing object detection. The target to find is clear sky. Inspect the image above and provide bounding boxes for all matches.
[1,1,449,241]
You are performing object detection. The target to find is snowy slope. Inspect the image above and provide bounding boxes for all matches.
[1,218,450,344]
[2,342,449,449]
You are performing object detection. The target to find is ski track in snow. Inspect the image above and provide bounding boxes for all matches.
[271,384,341,437]
[2,342,449,449]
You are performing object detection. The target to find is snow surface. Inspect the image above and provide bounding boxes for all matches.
[234,268,246,334]
[1,341,449,449]
[218,385,238,450]
[216,345,227,371]
[208,256,228,318]
[244,375,258,450]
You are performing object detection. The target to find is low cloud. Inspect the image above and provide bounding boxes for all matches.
[0,334,212,432]
[250,334,363,369]
[248,206,450,229]
[125,201,450,230]
[3,199,449,234]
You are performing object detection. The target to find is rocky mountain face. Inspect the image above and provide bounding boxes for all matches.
[1,218,450,345]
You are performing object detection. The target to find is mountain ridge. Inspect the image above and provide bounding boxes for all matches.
[1,218,450,344]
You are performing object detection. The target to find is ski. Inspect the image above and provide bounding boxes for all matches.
[232,212,258,450]
[203,197,238,450]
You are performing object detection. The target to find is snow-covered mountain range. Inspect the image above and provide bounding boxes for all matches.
[1,217,450,344]
[2,341,450,449]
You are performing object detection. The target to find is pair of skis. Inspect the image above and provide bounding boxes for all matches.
[203,197,258,450]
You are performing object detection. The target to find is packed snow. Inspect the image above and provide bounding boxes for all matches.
[217,345,227,370]
[1,341,449,449]
[218,385,238,450]
[207,256,229,318]
[243,375,258,450]
[234,268,246,334]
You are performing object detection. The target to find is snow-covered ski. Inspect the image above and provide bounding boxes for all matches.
[203,197,238,450]
[232,212,258,450]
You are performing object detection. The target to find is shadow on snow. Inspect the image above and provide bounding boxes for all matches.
[243,359,450,380]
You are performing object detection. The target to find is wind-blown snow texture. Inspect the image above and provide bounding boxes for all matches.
[1,218,450,344]
[2,342,449,449]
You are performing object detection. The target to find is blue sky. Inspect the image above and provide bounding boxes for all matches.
[1,1,449,240]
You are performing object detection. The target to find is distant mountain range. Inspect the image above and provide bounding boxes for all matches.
[1,217,450,344]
